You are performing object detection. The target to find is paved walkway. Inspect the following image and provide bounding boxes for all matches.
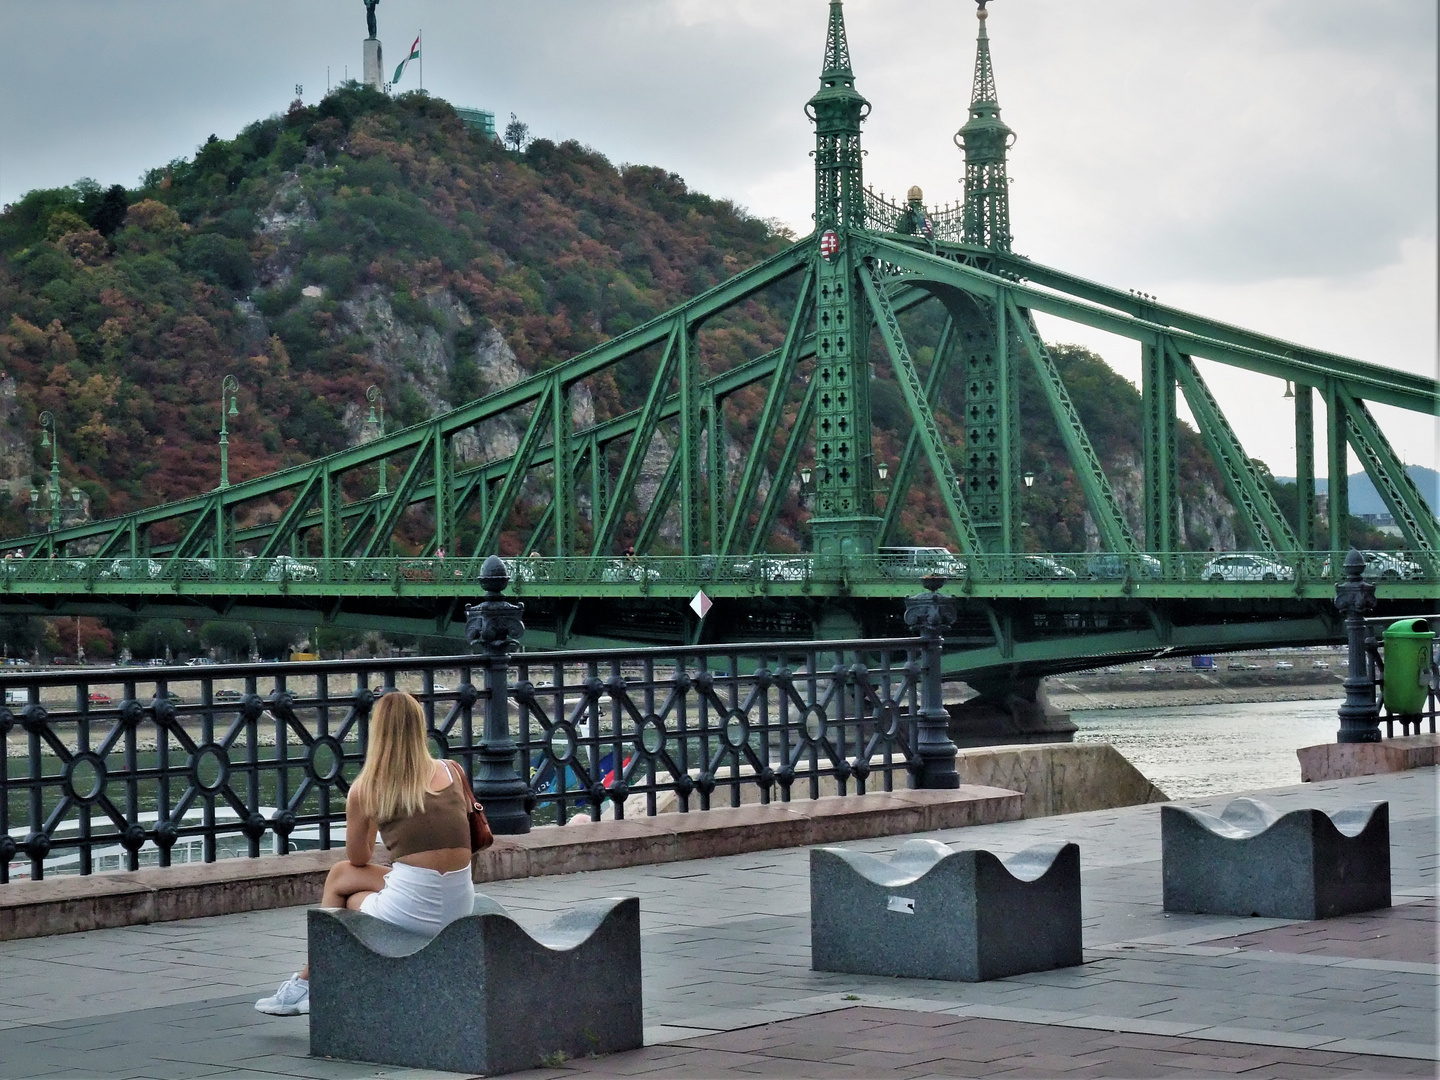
[0,770,1433,1079]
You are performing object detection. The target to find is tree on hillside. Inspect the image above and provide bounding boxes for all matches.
[503,112,530,152]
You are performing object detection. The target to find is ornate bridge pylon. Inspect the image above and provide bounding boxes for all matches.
[2,1,1436,681]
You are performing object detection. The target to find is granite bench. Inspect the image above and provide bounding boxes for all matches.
[811,838,1082,982]
[1162,798,1390,920]
[309,892,642,1076]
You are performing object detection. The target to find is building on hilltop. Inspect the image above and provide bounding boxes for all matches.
[454,108,497,140]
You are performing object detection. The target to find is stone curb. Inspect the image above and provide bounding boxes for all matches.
[1297,733,1440,782]
[0,785,1021,941]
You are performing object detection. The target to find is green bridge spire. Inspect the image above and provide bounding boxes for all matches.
[807,0,879,558]
[956,0,1014,250]
[808,0,869,232]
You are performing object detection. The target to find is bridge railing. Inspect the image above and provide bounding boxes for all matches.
[0,576,959,880]
[0,656,486,882]
[510,637,924,826]
[2,551,1432,591]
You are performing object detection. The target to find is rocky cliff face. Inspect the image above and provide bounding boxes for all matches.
[0,373,33,500]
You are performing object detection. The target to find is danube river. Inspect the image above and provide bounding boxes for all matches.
[1073,697,1344,799]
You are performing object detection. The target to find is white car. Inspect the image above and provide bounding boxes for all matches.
[1200,554,1295,583]
[243,555,319,582]
[878,547,967,579]
[600,560,660,584]
[100,558,166,580]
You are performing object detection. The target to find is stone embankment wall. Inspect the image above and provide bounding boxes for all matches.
[1048,663,1344,712]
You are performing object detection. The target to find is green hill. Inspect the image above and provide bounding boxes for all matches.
[0,86,793,531]
[0,83,1252,560]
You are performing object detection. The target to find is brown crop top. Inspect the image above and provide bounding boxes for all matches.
[377,767,471,859]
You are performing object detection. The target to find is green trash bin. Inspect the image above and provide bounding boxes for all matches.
[1382,618,1434,715]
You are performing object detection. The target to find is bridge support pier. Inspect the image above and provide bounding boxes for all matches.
[945,675,1076,749]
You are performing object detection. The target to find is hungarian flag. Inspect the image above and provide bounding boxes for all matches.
[393,36,420,84]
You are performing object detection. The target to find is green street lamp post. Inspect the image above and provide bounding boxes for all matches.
[219,376,241,490]
[36,411,61,531]
[366,385,388,496]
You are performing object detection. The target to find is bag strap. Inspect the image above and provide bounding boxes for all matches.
[444,758,474,809]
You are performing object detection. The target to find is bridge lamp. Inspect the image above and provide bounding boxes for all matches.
[218,375,242,490]
[800,466,812,486]
[1023,471,1035,488]
[366,385,388,496]
[877,461,889,482]
[1283,382,1295,399]
[37,411,61,530]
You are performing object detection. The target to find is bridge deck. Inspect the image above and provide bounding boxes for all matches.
[0,768,1432,1079]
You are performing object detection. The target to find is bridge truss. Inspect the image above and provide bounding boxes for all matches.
[2,1,1436,682]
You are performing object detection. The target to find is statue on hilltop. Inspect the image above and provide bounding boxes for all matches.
[365,0,379,40]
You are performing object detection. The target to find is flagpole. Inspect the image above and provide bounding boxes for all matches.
[419,30,423,91]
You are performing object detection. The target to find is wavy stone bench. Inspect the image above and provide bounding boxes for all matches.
[309,893,642,1076]
[1162,798,1390,920]
[811,838,1082,982]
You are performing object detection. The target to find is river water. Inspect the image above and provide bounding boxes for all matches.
[1072,697,1344,799]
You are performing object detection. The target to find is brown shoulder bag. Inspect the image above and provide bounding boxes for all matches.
[445,759,494,852]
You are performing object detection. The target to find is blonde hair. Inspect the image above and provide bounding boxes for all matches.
[354,692,433,824]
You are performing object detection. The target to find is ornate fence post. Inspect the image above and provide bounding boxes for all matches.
[465,555,532,833]
[1334,548,1380,744]
[904,574,961,789]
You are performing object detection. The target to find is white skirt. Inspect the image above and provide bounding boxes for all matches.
[358,861,475,936]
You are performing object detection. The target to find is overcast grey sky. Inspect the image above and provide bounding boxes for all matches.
[2,0,1435,474]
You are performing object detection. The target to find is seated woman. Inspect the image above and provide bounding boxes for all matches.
[256,690,475,1016]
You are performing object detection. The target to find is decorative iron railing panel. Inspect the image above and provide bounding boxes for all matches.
[511,638,924,825]
[0,657,484,883]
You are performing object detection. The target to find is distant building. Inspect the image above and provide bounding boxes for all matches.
[455,107,497,139]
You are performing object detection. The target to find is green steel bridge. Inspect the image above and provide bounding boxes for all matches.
[3,2,1437,686]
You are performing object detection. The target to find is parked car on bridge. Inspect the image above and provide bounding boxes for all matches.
[213,689,244,704]
[1199,554,1295,583]
[1085,553,1163,581]
[87,692,112,706]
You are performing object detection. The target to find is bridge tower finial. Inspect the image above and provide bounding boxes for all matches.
[956,0,1014,250]
[807,0,870,231]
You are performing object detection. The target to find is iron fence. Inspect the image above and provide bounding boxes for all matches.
[511,638,924,825]
[1,568,956,880]
[0,656,485,882]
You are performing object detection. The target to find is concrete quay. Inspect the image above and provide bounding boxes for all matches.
[0,768,1432,1079]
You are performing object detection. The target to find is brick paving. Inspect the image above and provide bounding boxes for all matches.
[511,1006,1437,1079]
[1201,898,1437,965]
[0,770,1433,1079]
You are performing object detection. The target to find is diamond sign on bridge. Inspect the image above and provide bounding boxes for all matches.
[690,590,713,619]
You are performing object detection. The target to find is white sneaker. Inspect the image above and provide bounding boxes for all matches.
[255,973,310,1016]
